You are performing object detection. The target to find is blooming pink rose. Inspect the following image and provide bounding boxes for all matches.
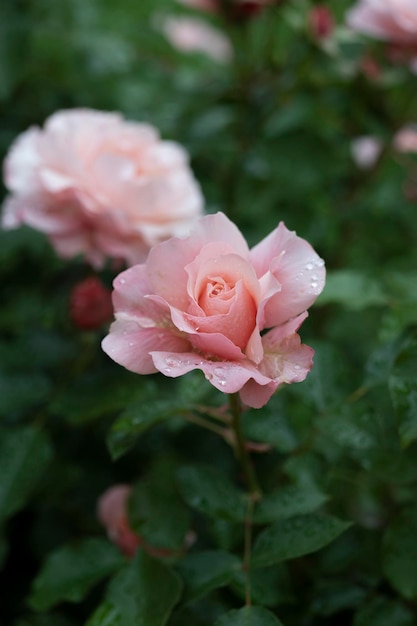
[2,109,204,268]
[102,212,325,409]
[97,485,141,558]
[160,17,233,62]
[346,0,417,69]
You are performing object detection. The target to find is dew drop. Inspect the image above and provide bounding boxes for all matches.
[311,281,318,289]
[164,367,171,373]
[294,364,301,370]
[119,278,126,284]
[166,356,182,367]
[316,258,325,267]
[305,262,314,271]
[128,342,134,347]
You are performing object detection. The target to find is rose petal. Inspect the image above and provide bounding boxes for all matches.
[251,222,325,327]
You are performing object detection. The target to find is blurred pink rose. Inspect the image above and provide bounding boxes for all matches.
[160,16,233,62]
[102,212,325,409]
[393,126,417,152]
[2,109,204,268]
[346,0,417,69]
[97,485,140,558]
[350,135,382,169]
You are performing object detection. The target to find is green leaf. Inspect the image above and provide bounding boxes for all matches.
[108,396,184,460]
[317,270,387,310]
[29,539,124,611]
[253,486,328,524]
[177,550,241,602]
[0,426,52,522]
[176,466,247,522]
[129,461,190,551]
[383,504,417,600]
[231,565,294,608]
[353,596,415,626]
[0,372,51,417]
[86,551,182,626]
[215,606,284,625]
[241,401,298,453]
[252,514,352,568]
[389,329,417,446]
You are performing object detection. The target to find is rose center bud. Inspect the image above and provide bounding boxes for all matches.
[200,275,235,315]
[185,250,260,353]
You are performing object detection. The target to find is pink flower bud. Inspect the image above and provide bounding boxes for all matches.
[97,486,141,558]
[70,277,113,331]
[309,5,334,40]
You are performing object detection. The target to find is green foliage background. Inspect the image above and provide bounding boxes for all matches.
[2,0,417,624]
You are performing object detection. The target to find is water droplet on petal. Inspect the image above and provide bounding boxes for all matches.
[316,258,325,267]
[166,356,182,368]
[164,367,171,373]
[294,364,301,370]
[311,281,318,289]
[306,262,314,271]
[119,278,126,284]
[128,342,134,347]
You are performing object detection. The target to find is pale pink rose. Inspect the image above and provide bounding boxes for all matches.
[350,135,382,169]
[393,126,417,152]
[97,485,140,558]
[102,212,325,409]
[346,0,417,69]
[160,16,233,63]
[2,109,204,268]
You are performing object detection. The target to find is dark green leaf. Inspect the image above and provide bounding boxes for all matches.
[253,486,328,524]
[252,514,352,568]
[0,426,52,522]
[215,606,284,625]
[108,396,184,460]
[29,539,124,611]
[177,550,241,602]
[383,504,417,600]
[0,372,51,417]
[86,551,182,626]
[389,330,417,446]
[353,596,415,626]
[129,462,190,551]
[176,466,247,522]
[241,401,298,453]
[231,565,293,608]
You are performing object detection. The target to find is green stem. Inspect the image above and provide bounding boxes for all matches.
[229,393,262,499]
[185,412,231,441]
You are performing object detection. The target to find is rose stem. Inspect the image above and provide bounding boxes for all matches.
[229,393,262,606]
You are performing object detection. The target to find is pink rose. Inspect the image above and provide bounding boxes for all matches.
[350,135,382,169]
[159,17,233,63]
[102,212,325,409]
[346,0,417,69]
[2,109,204,268]
[97,485,140,558]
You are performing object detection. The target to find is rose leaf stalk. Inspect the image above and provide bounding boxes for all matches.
[229,392,261,500]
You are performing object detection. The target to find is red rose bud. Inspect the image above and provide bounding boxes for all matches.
[309,5,334,40]
[70,276,113,330]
